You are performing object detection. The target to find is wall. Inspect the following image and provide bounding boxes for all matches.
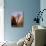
[40,0,46,26]
[4,0,40,42]
[0,0,4,42]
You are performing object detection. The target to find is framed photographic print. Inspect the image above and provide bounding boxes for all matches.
[11,11,24,27]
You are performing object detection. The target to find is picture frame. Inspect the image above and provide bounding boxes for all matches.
[11,11,24,27]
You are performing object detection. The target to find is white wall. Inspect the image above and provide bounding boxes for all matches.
[0,0,4,42]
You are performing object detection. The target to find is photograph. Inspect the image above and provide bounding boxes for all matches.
[11,11,24,27]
